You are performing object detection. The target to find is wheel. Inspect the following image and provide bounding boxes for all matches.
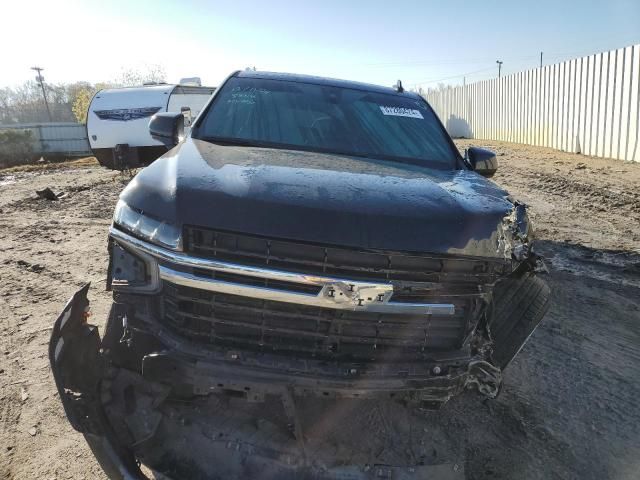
[490,271,550,369]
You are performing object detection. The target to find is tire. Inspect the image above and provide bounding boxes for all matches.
[490,271,550,369]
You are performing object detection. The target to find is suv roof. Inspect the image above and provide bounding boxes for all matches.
[235,70,422,100]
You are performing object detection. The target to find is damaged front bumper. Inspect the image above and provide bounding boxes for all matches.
[49,285,146,480]
[50,285,481,479]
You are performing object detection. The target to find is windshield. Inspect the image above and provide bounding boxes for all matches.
[193,76,459,169]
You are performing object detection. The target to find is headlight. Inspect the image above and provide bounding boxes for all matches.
[109,241,160,293]
[113,200,181,250]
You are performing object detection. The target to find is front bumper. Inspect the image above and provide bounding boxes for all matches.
[49,285,146,479]
[49,286,480,479]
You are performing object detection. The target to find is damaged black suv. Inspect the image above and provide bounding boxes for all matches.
[50,71,549,479]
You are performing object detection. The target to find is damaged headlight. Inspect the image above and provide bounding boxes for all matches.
[113,200,181,250]
[109,242,160,293]
[513,203,531,240]
[507,202,533,261]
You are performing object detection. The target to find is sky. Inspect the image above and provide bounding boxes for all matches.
[1,0,639,90]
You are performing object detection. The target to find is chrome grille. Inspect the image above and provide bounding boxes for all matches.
[109,227,497,362]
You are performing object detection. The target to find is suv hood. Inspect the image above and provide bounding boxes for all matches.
[120,138,518,258]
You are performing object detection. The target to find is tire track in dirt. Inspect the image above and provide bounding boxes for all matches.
[509,170,640,212]
[0,163,118,479]
[0,296,24,480]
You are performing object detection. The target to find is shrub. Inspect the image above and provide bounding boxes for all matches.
[0,129,36,168]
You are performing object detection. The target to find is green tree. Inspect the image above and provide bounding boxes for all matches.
[71,88,93,124]
[70,83,112,124]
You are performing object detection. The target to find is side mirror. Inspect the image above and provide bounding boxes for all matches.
[466,147,498,177]
[149,112,184,147]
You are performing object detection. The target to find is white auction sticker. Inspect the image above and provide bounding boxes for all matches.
[379,106,424,119]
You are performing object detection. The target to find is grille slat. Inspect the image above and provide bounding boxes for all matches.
[184,226,509,284]
[171,307,464,339]
[163,283,473,361]
[168,310,461,345]
[166,290,467,329]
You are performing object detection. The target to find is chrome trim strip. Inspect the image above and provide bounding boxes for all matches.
[111,226,341,286]
[110,227,455,315]
[159,267,454,315]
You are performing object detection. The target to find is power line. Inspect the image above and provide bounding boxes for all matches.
[541,35,640,59]
[404,38,640,91]
[363,54,540,68]
[410,66,496,88]
[363,36,638,69]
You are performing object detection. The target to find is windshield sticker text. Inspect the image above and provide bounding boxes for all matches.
[379,106,424,119]
[227,86,271,105]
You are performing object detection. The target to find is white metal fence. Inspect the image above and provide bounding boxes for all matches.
[0,122,91,157]
[425,44,640,162]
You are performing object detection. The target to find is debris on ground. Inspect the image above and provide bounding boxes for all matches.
[16,260,45,273]
[35,187,59,201]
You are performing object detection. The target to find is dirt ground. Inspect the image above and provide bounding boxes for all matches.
[1,140,639,480]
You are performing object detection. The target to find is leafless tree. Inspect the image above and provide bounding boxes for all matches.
[116,64,167,87]
[0,65,168,124]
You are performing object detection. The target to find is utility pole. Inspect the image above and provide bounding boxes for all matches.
[31,66,52,122]
[540,51,543,68]
[496,60,503,78]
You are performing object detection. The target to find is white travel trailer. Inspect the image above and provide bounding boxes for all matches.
[87,82,215,169]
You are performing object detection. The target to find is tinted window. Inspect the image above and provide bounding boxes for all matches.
[194,77,458,169]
